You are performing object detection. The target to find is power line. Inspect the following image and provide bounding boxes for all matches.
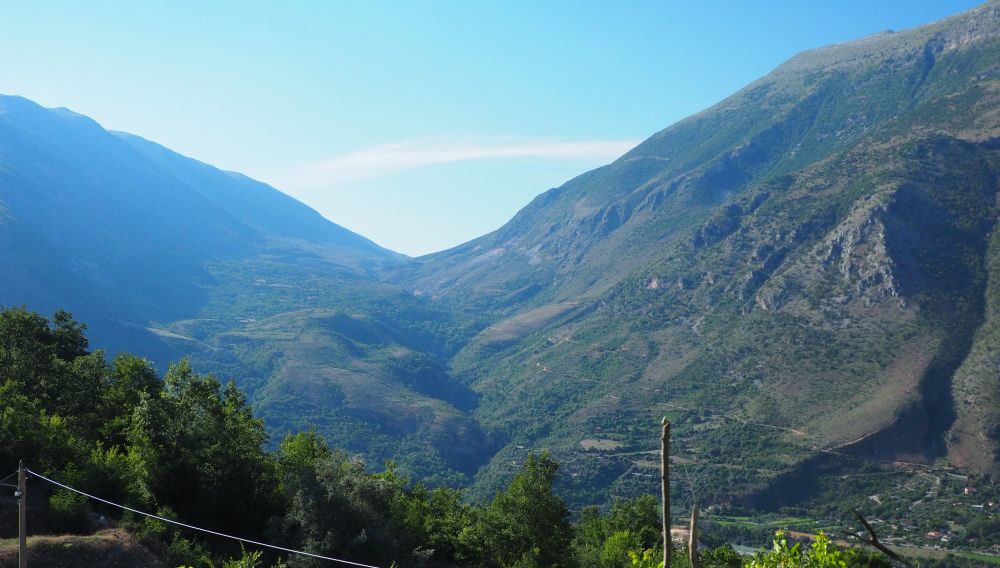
[0,470,18,491]
[27,469,385,568]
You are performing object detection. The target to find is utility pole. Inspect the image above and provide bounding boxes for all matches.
[688,503,699,568]
[661,418,670,568]
[17,460,26,568]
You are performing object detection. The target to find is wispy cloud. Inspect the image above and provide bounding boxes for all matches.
[272,137,639,189]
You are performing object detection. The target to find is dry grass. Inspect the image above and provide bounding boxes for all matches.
[813,334,938,447]
[479,303,579,344]
[0,529,166,568]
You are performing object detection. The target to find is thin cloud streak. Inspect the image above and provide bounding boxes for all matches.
[273,137,639,189]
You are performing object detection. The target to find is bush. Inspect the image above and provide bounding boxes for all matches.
[47,488,90,534]
[746,531,891,568]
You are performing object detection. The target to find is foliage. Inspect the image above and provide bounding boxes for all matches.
[473,452,575,568]
[573,496,662,568]
[746,532,890,568]
[47,487,90,534]
[182,546,288,568]
[127,360,281,536]
[272,450,412,567]
[627,548,663,568]
[699,545,743,568]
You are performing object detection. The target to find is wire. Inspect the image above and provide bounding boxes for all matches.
[678,461,698,503]
[27,469,385,568]
[0,470,18,485]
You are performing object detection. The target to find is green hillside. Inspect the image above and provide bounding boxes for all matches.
[394,1,1000,505]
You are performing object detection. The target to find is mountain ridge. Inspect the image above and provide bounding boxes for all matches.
[385,0,1000,504]
[0,95,497,485]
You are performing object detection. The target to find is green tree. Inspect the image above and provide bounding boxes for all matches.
[98,354,161,446]
[419,486,477,564]
[0,307,89,408]
[699,544,742,568]
[573,497,662,568]
[128,360,281,537]
[274,451,408,568]
[0,379,83,472]
[50,309,88,360]
[0,307,58,389]
[475,452,575,568]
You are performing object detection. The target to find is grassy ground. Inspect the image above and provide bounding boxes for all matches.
[0,529,165,568]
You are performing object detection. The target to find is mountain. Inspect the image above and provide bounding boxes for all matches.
[0,94,398,352]
[393,1,1000,504]
[0,95,492,484]
[5,0,1000,514]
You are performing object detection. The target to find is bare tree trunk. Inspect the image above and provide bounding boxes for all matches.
[688,503,699,568]
[661,418,670,568]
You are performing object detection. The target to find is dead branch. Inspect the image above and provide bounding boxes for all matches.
[851,508,915,568]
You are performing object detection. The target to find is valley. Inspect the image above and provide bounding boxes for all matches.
[4,3,1000,565]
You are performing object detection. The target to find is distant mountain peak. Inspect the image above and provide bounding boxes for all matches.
[0,94,402,353]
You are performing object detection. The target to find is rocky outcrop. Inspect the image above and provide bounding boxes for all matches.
[819,193,903,303]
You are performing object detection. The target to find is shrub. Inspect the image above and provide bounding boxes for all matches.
[47,488,90,534]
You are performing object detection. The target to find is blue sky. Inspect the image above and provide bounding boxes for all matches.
[0,1,984,255]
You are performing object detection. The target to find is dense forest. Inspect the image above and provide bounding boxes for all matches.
[0,307,913,567]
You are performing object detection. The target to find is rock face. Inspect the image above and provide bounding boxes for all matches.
[819,195,901,301]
